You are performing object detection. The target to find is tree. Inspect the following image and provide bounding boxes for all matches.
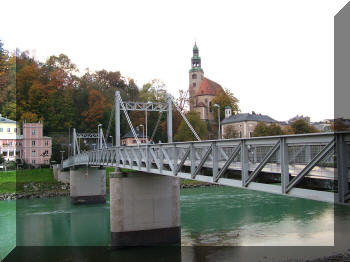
[253,122,269,137]
[211,88,239,121]
[174,111,208,142]
[81,89,106,128]
[331,119,349,131]
[223,125,238,139]
[253,123,284,137]
[291,119,319,134]
[19,112,39,123]
[139,79,167,103]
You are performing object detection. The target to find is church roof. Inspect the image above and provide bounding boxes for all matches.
[195,77,223,96]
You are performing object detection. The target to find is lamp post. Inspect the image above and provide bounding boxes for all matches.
[145,101,151,144]
[109,136,114,147]
[60,150,65,165]
[138,124,144,144]
[214,104,221,139]
[97,124,102,149]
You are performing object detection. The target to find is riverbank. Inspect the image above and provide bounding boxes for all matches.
[0,168,217,200]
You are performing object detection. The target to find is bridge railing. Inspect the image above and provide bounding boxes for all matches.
[63,132,350,203]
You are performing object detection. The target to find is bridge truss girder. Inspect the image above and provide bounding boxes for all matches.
[63,132,350,204]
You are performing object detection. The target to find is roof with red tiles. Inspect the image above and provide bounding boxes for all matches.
[195,77,223,96]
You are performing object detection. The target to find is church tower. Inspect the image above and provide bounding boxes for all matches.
[189,42,204,110]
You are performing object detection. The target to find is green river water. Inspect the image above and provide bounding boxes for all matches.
[1,186,350,261]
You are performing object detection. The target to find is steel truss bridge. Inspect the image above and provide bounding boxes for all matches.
[63,131,350,204]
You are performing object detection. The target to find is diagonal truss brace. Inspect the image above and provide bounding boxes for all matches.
[286,138,336,193]
[244,141,281,187]
[214,142,242,182]
[174,147,190,176]
[191,144,213,179]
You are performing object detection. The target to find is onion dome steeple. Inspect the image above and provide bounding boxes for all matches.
[190,42,203,73]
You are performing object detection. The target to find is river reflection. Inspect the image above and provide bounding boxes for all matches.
[2,186,350,261]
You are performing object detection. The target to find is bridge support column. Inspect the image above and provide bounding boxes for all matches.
[58,169,70,184]
[110,172,181,247]
[70,167,106,204]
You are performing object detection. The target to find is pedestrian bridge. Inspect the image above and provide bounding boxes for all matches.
[63,132,350,205]
[59,91,349,247]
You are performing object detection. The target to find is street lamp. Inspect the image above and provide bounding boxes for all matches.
[97,124,102,149]
[60,150,65,165]
[109,136,114,147]
[145,101,152,144]
[138,124,144,144]
[214,104,221,139]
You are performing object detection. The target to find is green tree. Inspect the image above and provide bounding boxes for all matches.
[291,119,319,134]
[211,88,239,121]
[174,111,208,142]
[253,122,269,137]
[139,79,167,103]
[222,125,238,139]
[253,123,284,137]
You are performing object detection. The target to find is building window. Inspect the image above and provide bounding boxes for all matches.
[32,160,36,164]
[193,82,196,87]
[239,131,242,138]
[249,132,253,138]
[32,141,36,146]
[7,128,10,132]
[45,141,49,146]
[43,150,49,156]
[45,160,49,164]
[9,142,12,146]
[31,150,36,157]
[3,151,8,156]
[209,102,212,112]
[32,130,36,135]
[192,74,197,79]
[14,128,17,133]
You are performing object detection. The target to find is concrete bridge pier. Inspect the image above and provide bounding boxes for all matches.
[70,167,106,204]
[110,172,181,247]
[57,169,70,184]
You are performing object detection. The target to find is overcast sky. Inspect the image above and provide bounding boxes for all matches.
[1,0,348,122]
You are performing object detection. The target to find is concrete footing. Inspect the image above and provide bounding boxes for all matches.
[70,167,106,204]
[58,169,70,184]
[110,172,181,247]
[52,164,60,181]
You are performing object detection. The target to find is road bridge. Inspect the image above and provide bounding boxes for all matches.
[60,91,350,247]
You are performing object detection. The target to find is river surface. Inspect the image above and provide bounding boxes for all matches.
[1,186,350,261]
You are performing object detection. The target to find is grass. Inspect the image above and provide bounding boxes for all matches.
[0,169,59,194]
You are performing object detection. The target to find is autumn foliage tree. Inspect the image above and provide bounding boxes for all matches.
[82,89,106,128]
[211,88,239,121]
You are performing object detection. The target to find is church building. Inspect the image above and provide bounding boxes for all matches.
[189,43,225,123]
